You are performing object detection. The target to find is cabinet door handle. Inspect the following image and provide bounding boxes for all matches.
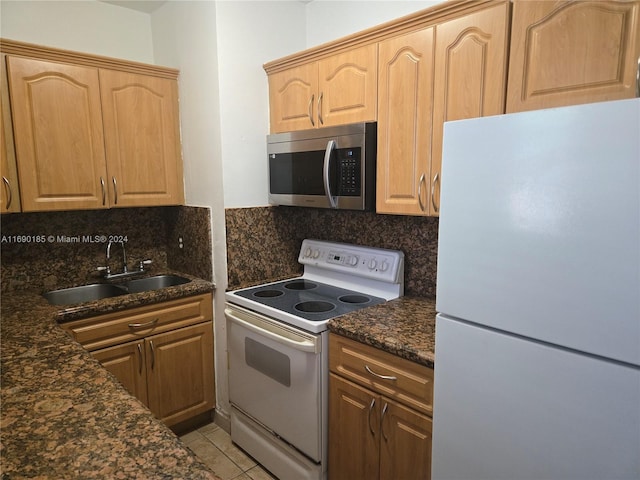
[149,340,155,370]
[137,343,143,374]
[365,364,397,381]
[318,91,324,125]
[128,318,159,331]
[636,56,639,98]
[308,94,315,127]
[100,177,106,206]
[112,176,118,204]
[368,398,376,436]
[418,173,426,212]
[380,402,389,442]
[431,172,440,213]
[2,176,12,209]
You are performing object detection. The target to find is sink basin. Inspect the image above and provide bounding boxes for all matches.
[43,283,128,305]
[43,275,192,305]
[123,274,191,293]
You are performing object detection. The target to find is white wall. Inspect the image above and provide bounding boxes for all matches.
[216,1,306,208]
[150,0,306,426]
[0,0,154,63]
[305,0,440,47]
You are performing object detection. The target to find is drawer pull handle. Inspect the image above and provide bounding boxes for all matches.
[128,318,159,330]
[381,402,389,442]
[137,343,143,374]
[368,398,376,436]
[365,365,397,381]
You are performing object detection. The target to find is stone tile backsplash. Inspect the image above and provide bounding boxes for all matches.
[1,206,213,293]
[225,206,439,297]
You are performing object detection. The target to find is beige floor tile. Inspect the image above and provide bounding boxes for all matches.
[245,464,277,480]
[230,474,251,480]
[196,421,221,436]
[203,427,257,471]
[188,436,243,480]
[179,429,205,446]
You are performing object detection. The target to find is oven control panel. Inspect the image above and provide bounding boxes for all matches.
[299,239,404,284]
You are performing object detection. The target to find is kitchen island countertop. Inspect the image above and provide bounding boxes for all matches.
[1,272,220,479]
[328,296,437,368]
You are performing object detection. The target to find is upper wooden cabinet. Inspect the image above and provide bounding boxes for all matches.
[1,39,185,212]
[429,2,510,215]
[6,56,109,211]
[99,70,184,207]
[1,55,20,213]
[376,28,435,216]
[268,44,377,133]
[377,2,509,216]
[507,0,640,112]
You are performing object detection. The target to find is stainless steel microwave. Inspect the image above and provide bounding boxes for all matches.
[267,122,376,210]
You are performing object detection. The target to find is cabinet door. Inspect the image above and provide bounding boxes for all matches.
[379,397,433,480]
[507,0,640,112]
[99,70,184,207]
[6,56,108,211]
[92,340,149,407]
[1,55,20,213]
[146,322,214,427]
[376,28,434,216]
[430,2,510,215]
[268,63,318,133]
[318,44,377,127]
[328,373,380,480]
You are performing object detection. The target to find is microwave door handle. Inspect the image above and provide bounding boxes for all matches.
[323,140,338,208]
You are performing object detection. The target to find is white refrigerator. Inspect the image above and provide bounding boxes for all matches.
[433,98,640,480]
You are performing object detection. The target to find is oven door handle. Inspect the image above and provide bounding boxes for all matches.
[225,307,320,354]
[323,139,338,209]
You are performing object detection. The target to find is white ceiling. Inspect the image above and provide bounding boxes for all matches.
[100,1,167,14]
[101,0,313,14]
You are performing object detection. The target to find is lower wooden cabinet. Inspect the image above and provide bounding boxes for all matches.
[92,339,149,406]
[329,334,434,480]
[63,293,215,427]
[329,374,432,480]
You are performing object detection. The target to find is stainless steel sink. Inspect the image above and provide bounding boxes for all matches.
[122,274,191,293]
[43,275,192,305]
[43,283,128,305]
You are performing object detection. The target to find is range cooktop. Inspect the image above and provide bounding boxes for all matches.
[226,239,405,333]
[233,278,385,322]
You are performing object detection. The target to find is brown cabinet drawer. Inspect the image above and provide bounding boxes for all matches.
[62,293,213,351]
[329,333,433,416]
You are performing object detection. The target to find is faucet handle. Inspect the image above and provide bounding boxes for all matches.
[139,259,153,271]
[97,266,111,276]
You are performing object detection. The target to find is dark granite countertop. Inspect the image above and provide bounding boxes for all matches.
[1,271,220,479]
[328,296,437,368]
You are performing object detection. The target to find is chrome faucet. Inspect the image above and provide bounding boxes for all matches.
[98,241,152,280]
[107,240,128,273]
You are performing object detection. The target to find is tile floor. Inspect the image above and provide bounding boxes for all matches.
[179,422,277,480]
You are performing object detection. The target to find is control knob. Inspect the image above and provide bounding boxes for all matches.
[368,259,377,270]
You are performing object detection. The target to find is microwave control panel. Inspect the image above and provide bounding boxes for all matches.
[337,148,361,196]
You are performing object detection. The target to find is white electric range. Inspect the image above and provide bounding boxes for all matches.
[225,239,404,480]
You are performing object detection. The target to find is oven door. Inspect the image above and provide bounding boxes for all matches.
[226,303,324,462]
